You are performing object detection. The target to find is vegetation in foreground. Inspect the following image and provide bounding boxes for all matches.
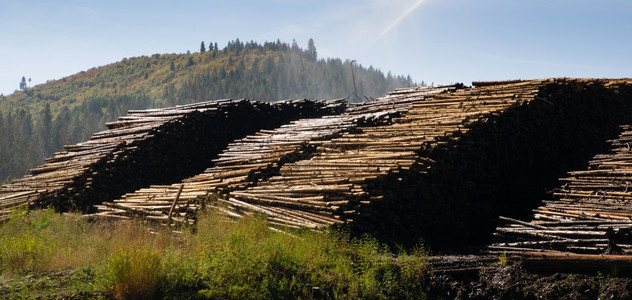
[0,208,430,299]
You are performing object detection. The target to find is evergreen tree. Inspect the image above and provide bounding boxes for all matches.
[19,76,27,90]
[200,41,206,52]
[0,111,6,181]
[37,103,53,156]
[307,38,317,62]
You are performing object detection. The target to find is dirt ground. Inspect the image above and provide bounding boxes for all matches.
[428,261,632,300]
[2,258,631,299]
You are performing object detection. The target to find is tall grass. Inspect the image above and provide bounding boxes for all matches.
[0,208,431,299]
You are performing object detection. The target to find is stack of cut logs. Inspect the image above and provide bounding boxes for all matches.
[91,78,632,234]
[222,80,550,229]
[92,85,461,224]
[7,77,632,270]
[0,98,345,220]
[490,125,632,255]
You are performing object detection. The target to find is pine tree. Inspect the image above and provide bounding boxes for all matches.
[37,103,53,156]
[200,41,206,53]
[19,76,27,90]
[307,38,317,62]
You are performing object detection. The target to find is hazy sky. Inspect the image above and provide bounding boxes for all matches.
[1,0,631,95]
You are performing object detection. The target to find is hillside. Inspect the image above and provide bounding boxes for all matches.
[0,39,417,181]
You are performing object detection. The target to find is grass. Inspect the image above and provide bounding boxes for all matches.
[0,207,431,299]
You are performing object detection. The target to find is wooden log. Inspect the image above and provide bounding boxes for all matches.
[522,252,632,275]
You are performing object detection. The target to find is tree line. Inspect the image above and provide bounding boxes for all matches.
[0,39,420,182]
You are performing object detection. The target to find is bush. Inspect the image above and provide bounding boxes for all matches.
[106,248,162,299]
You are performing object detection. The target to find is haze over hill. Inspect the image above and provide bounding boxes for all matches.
[0,39,418,182]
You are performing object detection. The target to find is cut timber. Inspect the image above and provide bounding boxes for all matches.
[0,98,346,219]
[522,252,632,275]
[93,85,458,224]
[491,123,632,256]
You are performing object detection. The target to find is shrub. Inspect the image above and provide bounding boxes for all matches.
[106,248,162,300]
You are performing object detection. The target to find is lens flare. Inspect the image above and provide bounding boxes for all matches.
[364,0,425,53]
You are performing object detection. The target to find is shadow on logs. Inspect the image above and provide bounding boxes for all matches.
[356,82,632,253]
[56,100,343,213]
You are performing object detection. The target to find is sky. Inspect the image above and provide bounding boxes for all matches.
[1,0,632,96]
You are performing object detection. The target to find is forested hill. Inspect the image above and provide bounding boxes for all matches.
[0,39,418,182]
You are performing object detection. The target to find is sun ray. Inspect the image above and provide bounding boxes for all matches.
[364,0,425,53]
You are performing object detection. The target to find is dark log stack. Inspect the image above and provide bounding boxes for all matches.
[490,125,632,256]
[362,78,632,250]
[0,98,345,220]
[91,85,461,224]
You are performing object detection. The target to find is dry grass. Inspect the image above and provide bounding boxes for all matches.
[0,208,431,299]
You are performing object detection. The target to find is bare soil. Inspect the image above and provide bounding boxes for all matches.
[428,261,632,300]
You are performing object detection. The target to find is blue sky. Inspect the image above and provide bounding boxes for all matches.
[1,0,631,95]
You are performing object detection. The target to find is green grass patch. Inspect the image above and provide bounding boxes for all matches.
[0,208,431,299]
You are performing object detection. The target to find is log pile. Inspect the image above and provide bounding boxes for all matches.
[0,98,345,220]
[214,78,632,252]
[91,85,461,224]
[6,77,632,263]
[93,78,632,247]
[218,80,551,230]
[490,125,632,255]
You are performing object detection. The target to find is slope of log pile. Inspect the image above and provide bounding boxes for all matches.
[92,85,461,224]
[218,78,632,251]
[0,98,345,220]
[490,124,632,256]
[220,80,550,230]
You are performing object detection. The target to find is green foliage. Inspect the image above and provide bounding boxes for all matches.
[0,209,431,298]
[0,208,55,272]
[498,250,508,265]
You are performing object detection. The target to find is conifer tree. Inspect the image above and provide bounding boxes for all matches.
[307,38,317,62]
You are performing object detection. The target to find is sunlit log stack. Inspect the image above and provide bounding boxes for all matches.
[221,80,552,229]
[92,85,461,224]
[490,123,632,255]
[0,98,344,220]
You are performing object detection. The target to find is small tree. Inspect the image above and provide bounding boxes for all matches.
[200,41,206,52]
[19,76,26,90]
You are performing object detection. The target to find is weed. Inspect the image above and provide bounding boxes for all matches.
[498,250,508,265]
